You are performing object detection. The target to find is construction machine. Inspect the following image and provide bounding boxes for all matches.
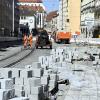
[35,29,52,49]
[54,31,71,44]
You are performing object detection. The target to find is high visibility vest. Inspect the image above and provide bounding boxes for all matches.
[29,34,33,42]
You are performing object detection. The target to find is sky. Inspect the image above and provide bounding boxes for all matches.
[43,0,59,13]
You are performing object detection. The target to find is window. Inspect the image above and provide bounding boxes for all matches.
[8,71,12,78]
[81,28,82,33]
[13,77,15,84]
[67,19,69,22]
[27,70,33,78]
[24,16,26,19]
[21,16,23,19]
[81,0,83,2]
[18,70,21,78]
[0,82,1,89]
[67,0,68,6]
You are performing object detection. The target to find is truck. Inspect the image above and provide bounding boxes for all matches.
[54,32,72,44]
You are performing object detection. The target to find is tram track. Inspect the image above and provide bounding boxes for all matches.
[0,46,35,68]
[0,47,24,62]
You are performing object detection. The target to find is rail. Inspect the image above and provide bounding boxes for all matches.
[0,46,35,68]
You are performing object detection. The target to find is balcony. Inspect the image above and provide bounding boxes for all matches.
[94,18,100,26]
[95,0,100,10]
[81,1,95,11]
[81,21,85,26]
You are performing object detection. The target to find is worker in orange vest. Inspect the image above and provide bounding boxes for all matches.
[28,33,33,48]
[23,33,28,48]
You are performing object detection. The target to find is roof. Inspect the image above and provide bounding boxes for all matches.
[46,11,58,22]
[18,5,44,16]
[19,9,35,16]
[19,5,44,11]
[18,0,42,3]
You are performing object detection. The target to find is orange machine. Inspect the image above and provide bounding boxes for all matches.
[55,32,72,44]
[75,31,80,35]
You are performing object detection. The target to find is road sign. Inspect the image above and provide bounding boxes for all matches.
[72,33,78,39]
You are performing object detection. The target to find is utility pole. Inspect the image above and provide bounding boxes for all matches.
[13,0,14,36]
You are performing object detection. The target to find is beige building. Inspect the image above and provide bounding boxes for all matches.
[58,0,81,35]
[69,0,81,34]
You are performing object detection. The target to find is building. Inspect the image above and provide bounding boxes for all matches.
[0,0,19,37]
[81,0,95,38]
[17,0,45,33]
[58,0,81,35]
[94,0,100,38]
[81,0,100,38]
[45,11,58,33]
[58,0,68,32]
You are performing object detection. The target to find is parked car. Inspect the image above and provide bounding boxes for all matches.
[35,29,52,49]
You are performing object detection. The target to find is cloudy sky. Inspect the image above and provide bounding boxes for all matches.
[43,0,59,13]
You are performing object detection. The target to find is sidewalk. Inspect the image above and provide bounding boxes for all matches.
[0,45,23,61]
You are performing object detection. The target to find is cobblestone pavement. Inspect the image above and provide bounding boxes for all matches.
[56,54,100,100]
[57,65,100,100]
[2,41,100,100]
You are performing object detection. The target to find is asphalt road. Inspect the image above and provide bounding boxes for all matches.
[12,46,52,68]
[12,42,70,68]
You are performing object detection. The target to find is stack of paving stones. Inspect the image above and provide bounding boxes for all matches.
[0,78,29,100]
[0,46,100,100]
[0,78,15,100]
[0,63,48,100]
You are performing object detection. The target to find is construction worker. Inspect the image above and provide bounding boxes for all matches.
[23,33,28,48]
[28,33,33,48]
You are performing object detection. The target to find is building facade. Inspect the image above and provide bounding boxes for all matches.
[94,0,100,38]
[58,0,68,32]
[81,0,95,38]
[17,0,45,33]
[58,0,81,35]
[0,0,19,37]
[45,11,58,33]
